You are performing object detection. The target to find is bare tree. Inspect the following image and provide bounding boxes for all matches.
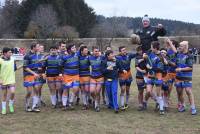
[25,4,58,39]
[90,18,129,51]
[54,25,79,41]
[0,0,19,38]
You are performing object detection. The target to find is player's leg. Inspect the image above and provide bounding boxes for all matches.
[47,79,57,108]
[105,80,113,109]
[136,78,145,111]
[1,85,8,115]
[119,80,126,110]
[184,82,197,115]
[111,79,119,113]
[95,83,102,112]
[8,85,15,113]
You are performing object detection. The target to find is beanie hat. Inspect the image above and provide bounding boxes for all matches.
[142,14,150,22]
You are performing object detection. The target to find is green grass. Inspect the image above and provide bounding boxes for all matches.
[0,65,200,134]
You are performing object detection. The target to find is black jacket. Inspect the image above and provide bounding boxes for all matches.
[137,26,166,52]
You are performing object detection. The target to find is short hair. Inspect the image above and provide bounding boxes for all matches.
[119,46,126,52]
[30,42,37,50]
[3,47,12,54]
[49,46,58,50]
[67,44,75,53]
[92,46,99,51]
[105,50,113,57]
[58,41,66,46]
[171,40,179,48]
[136,46,142,52]
[151,41,160,50]
[80,45,87,52]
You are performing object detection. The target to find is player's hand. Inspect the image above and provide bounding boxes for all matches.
[33,73,40,78]
[175,68,182,72]
[146,64,152,69]
[143,53,148,59]
[141,70,146,73]
[107,66,113,70]
[59,74,63,77]
[123,70,127,74]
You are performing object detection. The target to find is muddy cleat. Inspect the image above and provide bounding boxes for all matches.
[159,110,165,115]
[82,105,88,110]
[95,106,100,112]
[120,106,126,111]
[125,104,129,109]
[40,100,46,107]
[2,108,6,115]
[32,107,40,112]
[25,106,32,112]
[52,105,57,109]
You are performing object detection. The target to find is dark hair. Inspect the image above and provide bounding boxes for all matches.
[80,45,87,52]
[119,46,125,52]
[136,46,142,52]
[49,46,58,50]
[92,46,99,51]
[30,42,37,50]
[58,41,66,46]
[151,41,160,50]
[171,40,179,48]
[67,44,75,53]
[160,48,167,51]
[3,47,12,54]
[105,50,113,57]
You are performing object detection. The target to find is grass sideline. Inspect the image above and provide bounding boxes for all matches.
[0,64,200,134]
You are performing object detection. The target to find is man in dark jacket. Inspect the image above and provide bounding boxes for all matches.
[136,15,166,52]
[102,50,125,113]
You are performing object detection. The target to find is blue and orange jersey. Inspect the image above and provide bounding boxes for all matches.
[61,52,79,75]
[79,54,90,77]
[147,52,164,75]
[89,55,103,78]
[135,54,147,79]
[176,52,193,81]
[167,49,176,73]
[23,52,44,76]
[45,54,62,77]
[116,53,136,72]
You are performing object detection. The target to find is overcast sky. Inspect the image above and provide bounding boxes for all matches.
[85,0,200,24]
[1,0,199,24]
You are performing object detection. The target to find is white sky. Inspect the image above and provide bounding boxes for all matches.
[85,0,200,24]
[1,0,199,24]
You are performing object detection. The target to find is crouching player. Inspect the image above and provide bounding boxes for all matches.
[0,47,20,115]
[45,46,62,108]
[175,41,197,115]
[102,50,124,113]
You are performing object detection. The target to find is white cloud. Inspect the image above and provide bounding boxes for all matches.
[85,0,200,24]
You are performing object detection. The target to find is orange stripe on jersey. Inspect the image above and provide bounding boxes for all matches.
[119,70,132,80]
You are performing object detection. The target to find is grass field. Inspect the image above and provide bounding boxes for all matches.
[0,64,200,134]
